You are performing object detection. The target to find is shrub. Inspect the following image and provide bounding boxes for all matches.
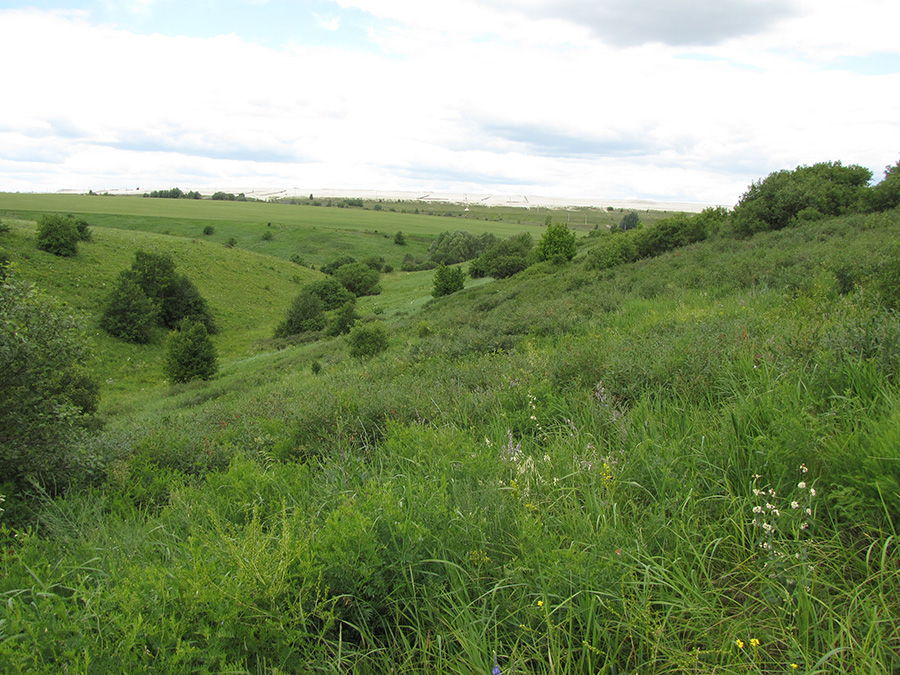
[321,255,356,275]
[394,231,406,245]
[732,161,872,236]
[348,323,389,360]
[273,290,326,338]
[861,159,900,213]
[619,211,640,231]
[35,214,80,256]
[333,262,381,296]
[128,251,216,333]
[428,231,497,265]
[203,225,215,236]
[305,277,354,310]
[99,274,159,344]
[432,264,465,297]
[535,222,576,262]
[0,272,99,491]
[164,320,218,383]
[327,299,360,336]
[468,233,533,279]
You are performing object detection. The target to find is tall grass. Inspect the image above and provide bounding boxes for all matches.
[2,204,899,673]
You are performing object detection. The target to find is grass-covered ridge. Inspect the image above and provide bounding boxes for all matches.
[1,190,899,673]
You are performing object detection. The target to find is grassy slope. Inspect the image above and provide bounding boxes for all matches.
[2,199,899,674]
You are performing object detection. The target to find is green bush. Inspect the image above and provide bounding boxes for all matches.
[304,277,354,310]
[327,299,360,336]
[732,161,872,236]
[202,225,215,236]
[348,323,389,360]
[468,233,533,279]
[619,211,640,231]
[394,230,406,245]
[99,273,159,344]
[432,264,465,297]
[320,255,356,275]
[35,214,80,257]
[535,222,576,262]
[333,262,381,296]
[861,159,900,213]
[273,290,326,338]
[164,320,218,383]
[0,272,99,491]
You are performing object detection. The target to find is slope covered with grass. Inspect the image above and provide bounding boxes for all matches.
[1,197,899,673]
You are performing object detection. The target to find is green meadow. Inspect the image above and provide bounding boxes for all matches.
[1,185,899,674]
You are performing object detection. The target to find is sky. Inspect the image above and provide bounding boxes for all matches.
[1,0,899,205]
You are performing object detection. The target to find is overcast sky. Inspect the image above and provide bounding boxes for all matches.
[1,0,899,205]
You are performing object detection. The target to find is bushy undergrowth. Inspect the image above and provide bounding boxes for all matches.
[3,206,900,674]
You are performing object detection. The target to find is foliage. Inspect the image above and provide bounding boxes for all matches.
[535,222,576,262]
[163,320,218,383]
[143,187,201,199]
[432,264,466,297]
[732,161,872,236]
[35,214,80,257]
[304,277,354,310]
[273,290,326,338]
[333,261,381,297]
[99,273,159,343]
[0,272,98,491]
[861,158,900,213]
[619,210,640,231]
[327,299,360,336]
[468,232,533,278]
[394,230,406,245]
[211,191,247,201]
[428,230,497,265]
[320,255,357,275]
[128,251,216,333]
[348,323,389,359]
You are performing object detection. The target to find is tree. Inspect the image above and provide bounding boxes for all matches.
[305,277,354,310]
[36,214,80,257]
[468,233,533,279]
[1,271,99,490]
[535,222,576,262]
[432,264,465,297]
[99,273,159,344]
[333,262,381,297]
[394,231,407,246]
[273,290,326,338]
[619,211,640,231]
[862,159,900,213]
[127,251,216,333]
[732,161,872,236]
[164,320,218,383]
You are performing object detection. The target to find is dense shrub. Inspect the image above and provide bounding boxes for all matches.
[164,320,218,383]
[468,233,533,279]
[35,214,80,256]
[432,264,466,297]
[0,272,99,491]
[348,323,389,359]
[304,277,354,310]
[99,274,159,343]
[535,222,576,262]
[333,262,381,296]
[320,255,356,275]
[428,230,497,265]
[273,290,326,338]
[394,231,406,245]
[732,161,872,236]
[619,211,640,231]
[327,299,360,336]
[861,159,900,213]
[100,251,216,341]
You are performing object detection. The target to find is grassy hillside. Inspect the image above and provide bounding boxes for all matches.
[1,196,899,674]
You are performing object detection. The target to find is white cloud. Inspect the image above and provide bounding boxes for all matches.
[0,3,898,203]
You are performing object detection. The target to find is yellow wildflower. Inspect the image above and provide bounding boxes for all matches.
[537,600,544,607]
[735,639,745,649]
[750,638,760,647]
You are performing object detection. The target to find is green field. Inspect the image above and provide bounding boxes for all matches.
[2,188,899,674]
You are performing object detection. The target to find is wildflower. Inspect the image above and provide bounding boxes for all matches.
[492,652,501,675]
[791,501,800,509]
[750,638,760,647]
[809,488,816,497]
[753,505,763,513]
[800,463,808,474]
[537,600,544,607]
[736,639,745,649]
[798,481,807,489]
[791,664,799,670]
